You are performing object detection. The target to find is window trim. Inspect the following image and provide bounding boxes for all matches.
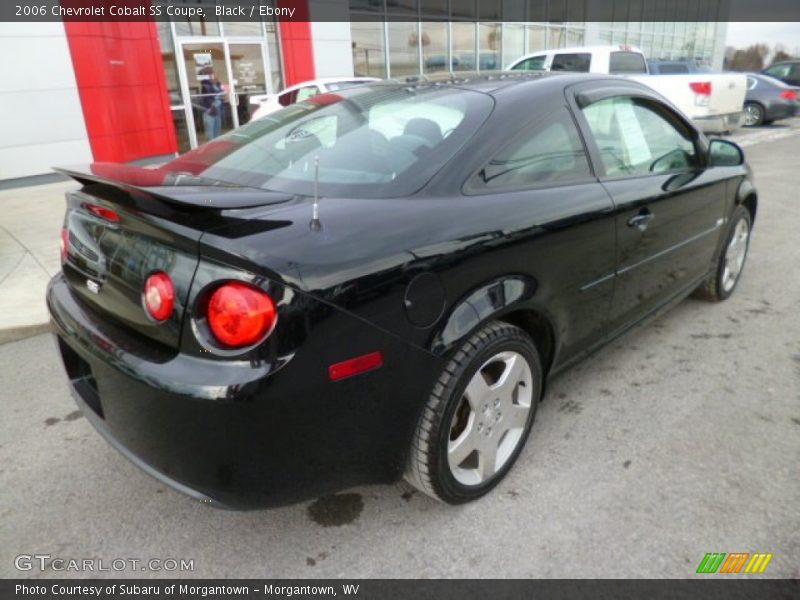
[463,106,597,196]
[568,86,703,182]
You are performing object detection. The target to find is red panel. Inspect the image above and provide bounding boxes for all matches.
[277,0,315,87]
[64,18,177,163]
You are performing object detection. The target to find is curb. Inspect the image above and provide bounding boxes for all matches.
[0,322,53,345]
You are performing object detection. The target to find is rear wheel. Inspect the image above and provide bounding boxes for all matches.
[743,102,764,127]
[694,206,752,302]
[404,321,542,503]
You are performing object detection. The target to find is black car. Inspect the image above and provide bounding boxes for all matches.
[47,72,757,508]
[762,60,800,87]
[743,73,799,126]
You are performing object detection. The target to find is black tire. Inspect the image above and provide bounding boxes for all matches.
[694,206,752,302]
[404,321,543,503]
[744,102,765,127]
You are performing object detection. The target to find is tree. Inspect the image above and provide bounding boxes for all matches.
[726,44,770,71]
[771,44,794,63]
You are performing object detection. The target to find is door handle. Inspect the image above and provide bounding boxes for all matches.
[627,211,655,231]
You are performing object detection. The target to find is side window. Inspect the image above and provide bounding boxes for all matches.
[471,108,592,190]
[512,55,546,70]
[551,53,591,72]
[765,64,791,78]
[278,90,298,107]
[609,52,648,74]
[581,96,698,178]
[296,85,320,102]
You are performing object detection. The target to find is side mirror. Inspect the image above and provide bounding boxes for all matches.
[708,139,744,167]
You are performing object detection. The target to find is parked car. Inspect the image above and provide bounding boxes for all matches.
[761,60,800,87]
[508,45,747,134]
[48,73,756,508]
[647,59,712,75]
[742,73,799,126]
[249,77,379,122]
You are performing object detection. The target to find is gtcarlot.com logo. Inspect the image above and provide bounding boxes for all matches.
[696,552,773,574]
[14,554,194,573]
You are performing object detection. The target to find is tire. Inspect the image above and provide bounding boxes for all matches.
[743,102,765,127]
[404,321,542,503]
[694,206,752,302]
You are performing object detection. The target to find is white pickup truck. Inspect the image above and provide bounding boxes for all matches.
[507,45,746,134]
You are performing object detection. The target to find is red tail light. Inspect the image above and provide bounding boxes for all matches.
[207,282,277,348]
[83,203,120,222]
[780,89,798,100]
[60,228,69,265]
[689,81,712,96]
[143,272,175,322]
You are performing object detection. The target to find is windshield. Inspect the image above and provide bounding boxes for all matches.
[161,84,494,198]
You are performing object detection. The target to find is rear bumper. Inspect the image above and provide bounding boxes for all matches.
[47,273,441,509]
[694,111,744,134]
[764,100,798,121]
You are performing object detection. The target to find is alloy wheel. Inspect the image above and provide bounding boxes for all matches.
[722,218,750,292]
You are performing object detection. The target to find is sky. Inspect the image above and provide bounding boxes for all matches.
[725,22,800,53]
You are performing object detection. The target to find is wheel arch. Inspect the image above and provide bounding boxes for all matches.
[428,274,559,377]
[736,178,758,225]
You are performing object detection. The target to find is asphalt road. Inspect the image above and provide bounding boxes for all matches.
[1,123,799,579]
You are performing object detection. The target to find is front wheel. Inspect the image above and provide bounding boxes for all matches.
[694,206,752,302]
[404,321,542,503]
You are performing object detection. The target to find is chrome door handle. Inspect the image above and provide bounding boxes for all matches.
[627,211,655,231]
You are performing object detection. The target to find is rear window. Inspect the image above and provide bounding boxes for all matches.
[551,53,591,72]
[610,52,647,74]
[656,63,689,74]
[162,85,493,198]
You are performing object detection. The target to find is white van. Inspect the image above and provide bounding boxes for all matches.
[508,46,746,133]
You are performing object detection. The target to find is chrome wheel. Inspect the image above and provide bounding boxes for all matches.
[447,351,533,486]
[722,218,749,292]
[744,103,763,127]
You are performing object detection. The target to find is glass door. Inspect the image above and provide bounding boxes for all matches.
[180,42,236,145]
[228,43,269,126]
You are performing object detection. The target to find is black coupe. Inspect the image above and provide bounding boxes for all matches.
[47,72,756,508]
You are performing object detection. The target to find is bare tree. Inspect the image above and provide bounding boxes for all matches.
[726,44,770,71]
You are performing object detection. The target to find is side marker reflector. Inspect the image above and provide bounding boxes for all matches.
[328,351,384,381]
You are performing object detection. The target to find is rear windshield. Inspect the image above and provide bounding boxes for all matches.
[610,51,647,74]
[162,84,493,198]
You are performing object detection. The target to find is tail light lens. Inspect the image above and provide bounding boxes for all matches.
[83,203,120,222]
[689,81,712,96]
[779,89,798,100]
[143,272,175,322]
[60,228,69,265]
[207,282,277,348]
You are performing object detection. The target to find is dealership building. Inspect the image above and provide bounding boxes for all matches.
[1,0,730,184]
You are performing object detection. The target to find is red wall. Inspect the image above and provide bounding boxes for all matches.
[64,21,178,163]
[277,0,315,86]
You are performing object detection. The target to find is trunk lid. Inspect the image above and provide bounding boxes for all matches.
[57,163,293,350]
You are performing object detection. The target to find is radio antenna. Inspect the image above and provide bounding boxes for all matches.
[310,155,322,232]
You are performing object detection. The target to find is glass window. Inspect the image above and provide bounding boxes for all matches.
[548,26,567,48]
[388,22,420,77]
[265,20,283,91]
[478,23,502,71]
[450,0,475,19]
[502,23,525,68]
[609,51,647,74]
[526,24,545,53]
[161,85,494,198]
[452,22,476,71]
[222,22,263,36]
[174,17,220,37]
[386,0,418,15]
[351,22,387,78]
[765,64,792,78]
[157,23,181,106]
[422,21,449,73]
[512,55,546,70]
[551,53,591,72]
[471,108,591,190]
[278,89,297,107]
[581,97,698,178]
[296,86,320,102]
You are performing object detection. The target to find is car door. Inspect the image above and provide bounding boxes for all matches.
[569,84,729,333]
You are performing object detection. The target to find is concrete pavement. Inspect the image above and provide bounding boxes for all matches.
[0,180,76,343]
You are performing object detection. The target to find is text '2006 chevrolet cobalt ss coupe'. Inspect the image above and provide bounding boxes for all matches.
[47,72,756,508]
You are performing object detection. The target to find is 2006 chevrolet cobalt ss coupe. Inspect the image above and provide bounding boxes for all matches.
[47,72,756,508]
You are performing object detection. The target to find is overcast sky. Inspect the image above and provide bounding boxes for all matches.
[726,22,800,52]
